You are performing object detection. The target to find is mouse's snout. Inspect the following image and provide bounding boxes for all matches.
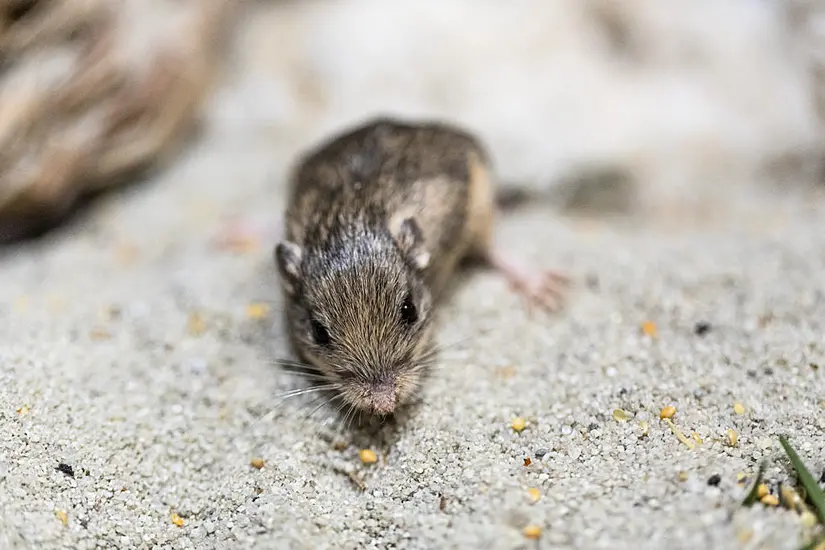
[367,376,398,415]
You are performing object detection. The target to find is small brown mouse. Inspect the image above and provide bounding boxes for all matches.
[273,117,569,417]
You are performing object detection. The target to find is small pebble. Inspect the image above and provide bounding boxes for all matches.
[659,406,676,420]
[707,474,721,486]
[534,448,549,459]
[694,322,711,336]
[359,449,377,464]
[511,417,526,433]
[56,463,75,478]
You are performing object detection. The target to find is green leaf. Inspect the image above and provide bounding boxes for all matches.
[741,461,767,507]
[779,434,825,527]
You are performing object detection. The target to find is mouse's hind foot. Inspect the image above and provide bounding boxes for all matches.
[484,251,571,314]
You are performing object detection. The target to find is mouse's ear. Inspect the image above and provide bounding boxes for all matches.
[274,241,303,293]
[391,216,430,270]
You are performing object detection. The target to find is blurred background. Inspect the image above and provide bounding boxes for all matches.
[1,0,824,241]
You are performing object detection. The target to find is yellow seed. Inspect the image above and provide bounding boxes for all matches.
[727,429,738,447]
[56,510,68,526]
[170,513,184,527]
[757,484,769,498]
[511,417,526,433]
[639,421,650,437]
[733,402,745,415]
[187,312,206,336]
[246,303,269,320]
[737,529,753,543]
[527,488,541,503]
[760,494,779,506]
[678,471,688,482]
[641,321,657,337]
[359,449,377,464]
[659,406,676,420]
[736,472,747,482]
[612,409,628,422]
[250,457,265,470]
[89,328,113,341]
[801,511,818,528]
[523,525,542,539]
[780,486,799,509]
[691,432,703,444]
[16,404,30,416]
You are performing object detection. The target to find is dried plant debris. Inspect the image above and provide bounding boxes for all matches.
[0,0,245,243]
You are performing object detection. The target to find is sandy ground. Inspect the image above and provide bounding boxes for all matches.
[3,2,825,548]
[1,119,825,550]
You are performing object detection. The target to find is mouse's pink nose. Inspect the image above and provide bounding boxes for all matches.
[369,379,397,415]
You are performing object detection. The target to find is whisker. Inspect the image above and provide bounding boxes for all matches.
[273,384,339,401]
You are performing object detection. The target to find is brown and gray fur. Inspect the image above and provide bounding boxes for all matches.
[274,116,495,417]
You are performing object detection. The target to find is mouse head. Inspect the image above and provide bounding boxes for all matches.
[275,216,434,416]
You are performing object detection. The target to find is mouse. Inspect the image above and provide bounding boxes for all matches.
[272,116,570,418]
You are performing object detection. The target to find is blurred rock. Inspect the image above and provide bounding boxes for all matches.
[210,0,825,215]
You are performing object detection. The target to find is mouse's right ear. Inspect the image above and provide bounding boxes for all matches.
[274,241,302,294]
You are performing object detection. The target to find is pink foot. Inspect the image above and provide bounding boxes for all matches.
[487,252,571,313]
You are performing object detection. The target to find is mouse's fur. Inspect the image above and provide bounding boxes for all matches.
[275,117,496,416]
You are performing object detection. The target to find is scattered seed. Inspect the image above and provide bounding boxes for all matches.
[707,474,721,486]
[359,449,377,464]
[187,313,206,336]
[727,429,738,447]
[694,322,711,336]
[757,484,769,499]
[89,328,112,341]
[16,404,30,415]
[663,418,694,449]
[761,494,779,507]
[170,513,184,527]
[733,403,745,415]
[639,421,650,437]
[496,366,517,379]
[678,471,689,482]
[659,406,676,420]
[641,321,657,338]
[523,524,542,539]
[56,463,74,478]
[523,457,532,467]
[332,441,348,451]
[347,471,366,491]
[737,529,754,543]
[245,303,269,320]
[511,417,526,433]
[56,510,68,526]
[801,511,818,528]
[780,485,801,510]
[527,488,541,503]
[250,457,265,470]
[612,409,628,422]
[439,495,447,512]
[691,432,703,445]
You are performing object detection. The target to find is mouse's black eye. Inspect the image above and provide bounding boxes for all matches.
[400,293,417,325]
[310,318,331,346]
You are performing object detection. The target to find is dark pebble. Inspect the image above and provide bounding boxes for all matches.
[707,474,721,486]
[819,469,825,484]
[534,448,549,459]
[694,322,712,336]
[56,463,74,478]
